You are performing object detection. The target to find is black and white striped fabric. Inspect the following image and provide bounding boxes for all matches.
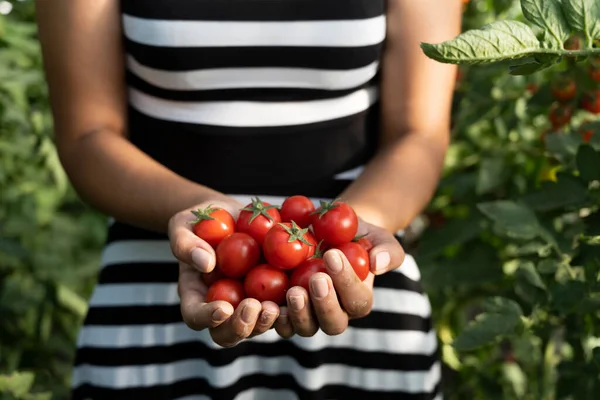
[71,1,441,399]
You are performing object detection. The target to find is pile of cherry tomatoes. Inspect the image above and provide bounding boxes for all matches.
[190,196,373,309]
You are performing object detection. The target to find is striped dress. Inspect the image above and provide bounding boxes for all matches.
[71,1,441,399]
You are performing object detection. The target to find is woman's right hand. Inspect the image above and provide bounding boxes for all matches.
[168,198,281,347]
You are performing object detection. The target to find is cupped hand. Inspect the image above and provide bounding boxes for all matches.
[168,198,280,347]
[274,218,405,338]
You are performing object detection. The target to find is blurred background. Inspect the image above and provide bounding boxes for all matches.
[1,0,599,399]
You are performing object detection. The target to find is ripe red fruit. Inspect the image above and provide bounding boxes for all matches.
[206,279,245,309]
[336,242,370,281]
[551,77,576,103]
[263,222,314,270]
[244,264,290,305]
[279,195,316,228]
[236,197,281,244]
[190,207,235,248]
[581,90,600,114]
[548,102,574,128]
[290,256,328,293]
[311,199,358,247]
[305,231,318,258]
[215,232,261,279]
[589,64,600,82]
[354,236,374,252]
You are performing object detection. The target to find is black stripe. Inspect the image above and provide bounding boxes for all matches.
[127,71,376,102]
[75,339,437,371]
[73,375,440,400]
[83,304,431,331]
[125,43,384,71]
[126,107,378,194]
[122,0,385,21]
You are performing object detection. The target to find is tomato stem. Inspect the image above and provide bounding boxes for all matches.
[279,221,314,246]
[240,196,279,223]
[310,198,341,219]
[189,206,217,224]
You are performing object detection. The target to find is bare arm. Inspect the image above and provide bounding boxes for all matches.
[341,0,462,232]
[36,0,229,233]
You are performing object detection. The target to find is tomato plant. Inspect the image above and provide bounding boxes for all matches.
[215,232,261,278]
[311,199,358,246]
[244,264,290,305]
[581,90,600,114]
[335,242,370,281]
[550,76,576,102]
[190,206,235,248]
[262,222,313,270]
[236,196,281,244]
[548,102,574,128]
[279,195,315,228]
[206,279,245,309]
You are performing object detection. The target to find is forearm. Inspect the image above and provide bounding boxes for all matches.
[341,131,448,232]
[59,129,230,233]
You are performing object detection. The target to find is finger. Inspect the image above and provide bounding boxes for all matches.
[249,301,280,337]
[210,298,262,347]
[274,306,295,339]
[323,249,373,319]
[179,262,233,330]
[286,286,318,337]
[365,228,405,275]
[168,211,216,273]
[308,273,348,335]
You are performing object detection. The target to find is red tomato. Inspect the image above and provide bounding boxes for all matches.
[336,242,370,281]
[236,197,281,244]
[305,231,318,258]
[551,77,576,103]
[581,90,600,114]
[548,102,574,128]
[263,222,313,270]
[590,64,600,82]
[206,279,245,309]
[290,257,328,293]
[244,264,290,305]
[311,200,358,246]
[190,207,235,248]
[216,232,261,279]
[279,195,316,228]
[201,266,226,287]
[354,236,374,252]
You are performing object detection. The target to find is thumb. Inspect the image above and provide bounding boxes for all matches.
[365,228,405,275]
[168,211,216,273]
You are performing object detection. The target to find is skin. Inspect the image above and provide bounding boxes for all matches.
[36,0,461,345]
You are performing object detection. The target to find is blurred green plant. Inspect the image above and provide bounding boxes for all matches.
[0,2,106,399]
[416,0,600,399]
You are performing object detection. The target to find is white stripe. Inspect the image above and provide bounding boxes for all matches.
[128,86,378,127]
[72,356,440,393]
[100,240,421,282]
[123,15,386,48]
[128,56,379,91]
[333,165,365,180]
[76,322,437,355]
[89,283,430,318]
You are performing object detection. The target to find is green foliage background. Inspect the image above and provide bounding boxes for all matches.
[0,0,599,399]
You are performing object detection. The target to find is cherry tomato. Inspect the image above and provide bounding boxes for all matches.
[525,83,539,95]
[279,195,316,228]
[336,242,370,281]
[190,207,235,248]
[311,200,358,247]
[206,279,245,309]
[290,257,328,293]
[589,64,600,82]
[305,231,318,258]
[581,90,600,114]
[354,236,374,252]
[201,266,226,287]
[551,77,576,103]
[244,264,290,305]
[263,222,313,270]
[236,197,281,244]
[216,232,261,279]
[548,102,574,128]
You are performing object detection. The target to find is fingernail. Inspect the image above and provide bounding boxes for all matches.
[311,278,329,299]
[191,248,212,272]
[278,310,289,324]
[324,250,343,274]
[241,304,260,324]
[289,295,305,311]
[375,252,391,271]
[212,308,230,322]
[260,311,274,324]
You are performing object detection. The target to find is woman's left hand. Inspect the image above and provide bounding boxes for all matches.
[274,218,405,338]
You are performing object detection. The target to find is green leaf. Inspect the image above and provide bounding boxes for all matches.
[0,371,35,396]
[478,201,540,239]
[56,283,88,318]
[545,132,584,160]
[521,0,572,47]
[576,144,600,182]
[421,21,541,65]
[502,362,528,398]
[508,58,558,75]
[517,261,547,290]
[522,175,589,212]
[476,156,507,195]
[538,259,559,274]
[561,0,600,43]
[453,297,523,351]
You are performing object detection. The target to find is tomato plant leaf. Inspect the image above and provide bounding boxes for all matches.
[421,21,542,65]
[561,0,600,43]
[576,144,600,183]
[477,201,540,239]
[521,0,571,47]
[476,156,507,195]
[508,58,559,75]
[538,259,559,274]
[521,175,589,212]
[517,261,547,290]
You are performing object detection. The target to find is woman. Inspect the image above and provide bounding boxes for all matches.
[36,0,461,399]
